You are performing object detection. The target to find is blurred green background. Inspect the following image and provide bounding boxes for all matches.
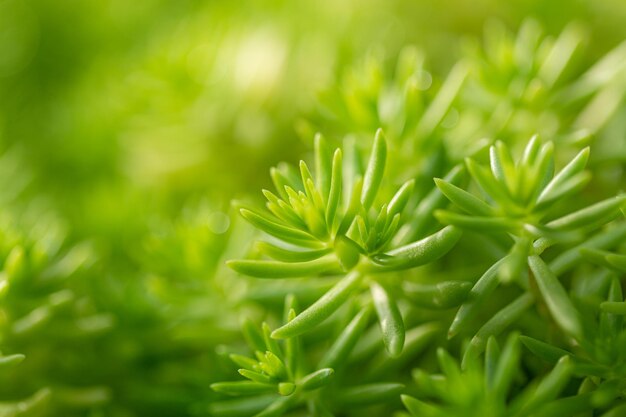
[0,0,625,416]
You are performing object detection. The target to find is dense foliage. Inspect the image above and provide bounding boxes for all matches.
[1,0,626,416]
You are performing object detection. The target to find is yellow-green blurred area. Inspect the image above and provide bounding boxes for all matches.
[0,0,625,416]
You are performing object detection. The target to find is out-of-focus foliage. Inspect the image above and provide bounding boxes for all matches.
[1,0,626,416]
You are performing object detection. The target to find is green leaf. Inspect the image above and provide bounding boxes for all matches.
[365,323,440,379]
[227,257,340,278]
[336,178,363,236]
[539,23,584,87]
[211,381,275,396]
[342,135,363,204]
[449,258,505,339]
[320,305,372,369]
[239,369,274,384]
[485,337,501,389]
[263,190,306,229]
[491,332,521,400]
[255,242,331,263]
[547,195,626,231]
[0,354,25,369]
[578,248,615,270]
[401,395,439,417]
[403,281,472,309]
[606,253,626,272]
[277,382,295,396]
[361,128,387,209]
[299,368,334,391]
[537,147,589,204]
[434,178,494,216]
[229,354,260,371]
[299,161,315,197]
[417,60,468,137]
[519,357,573,414]
[527,141,555,203]
[240,209,320,248]
[499,237,530,283]
[528,255,583,339]
[272,271,364,339]
[490,141,516,193]
[370,281,405,357]
[242,319,266,353]
[333,383,405,407]
[309,401,335,417]
[549,224,626,275]
[208,395,276,417]
[377,225,462,271]
[270,167,294,201]
[530,391,611,417]
[521,134,542,167]
[283,308,300,375]
[410,368,447,399]
[600,301,626,315]
[260,351,288,380]
[400,164,464,242]
[466,158,509,203]
[255,396,292,417]
[303,178,326,216]
[462,293,534,367]
[436,348,461,380]
[326,149,343,227]
[535,171,592,210]
[435,210,519,232]
[314,133,332,201]
[600,277,623,338]
[601,403,626,417]
[519,335,571,364]
[262,323,283,357]
[387,179,415,218]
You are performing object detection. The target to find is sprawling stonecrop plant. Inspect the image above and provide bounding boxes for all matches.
[228,130,464,357]
[401,333,624,417]
[4,4,626,417]
[310,46,468,187]
[222,125,626,416]
[210,296,406,417]
[435,137,625,357]
[516,247,626,383]
[449,19,626,156]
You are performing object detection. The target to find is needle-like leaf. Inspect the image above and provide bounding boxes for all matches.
[462,293,534,367]
[434,178,495,216]
[227,257,340,278]
[537,147,590,204]
[449,258,505,339]
[332,383,405,407]
[211,381,275,396]
[361,129,387,209]
[240,209,321,248]
[377,225,462,271]
[370,281,405,357]
[519,335,571,364]
[326,149,343,227]
[403,281,472,309]
[320,305,372,369]
[528,255,583,339]
[299,368,334,391]
[272,271,364,339]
